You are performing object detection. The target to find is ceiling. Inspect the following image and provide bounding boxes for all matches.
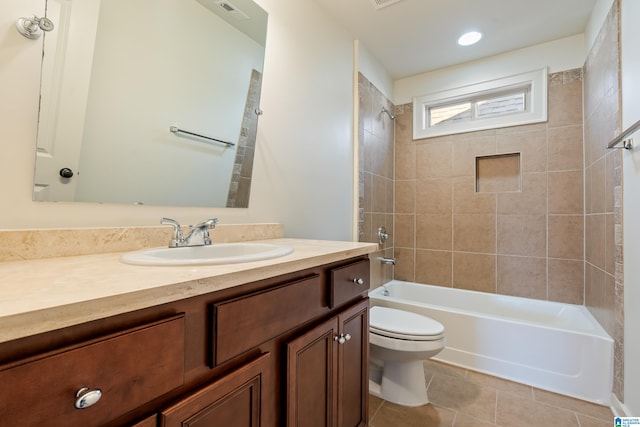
[312,0,598,80]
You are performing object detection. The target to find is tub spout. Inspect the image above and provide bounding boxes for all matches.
[380,257,396,266]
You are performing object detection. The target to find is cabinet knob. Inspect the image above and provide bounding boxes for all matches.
[74,387,102,409]
[334,333,352,345]
[352,278,364,285]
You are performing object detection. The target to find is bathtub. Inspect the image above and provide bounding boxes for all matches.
[369,280,614,405]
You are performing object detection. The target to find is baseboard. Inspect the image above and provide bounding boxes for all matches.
[611,393,632,417]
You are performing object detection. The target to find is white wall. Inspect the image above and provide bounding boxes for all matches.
[394,34,586,105]
[0,0,358,240]
[586,0,615,51]
[621,0,640,416]
[357,42,394,101]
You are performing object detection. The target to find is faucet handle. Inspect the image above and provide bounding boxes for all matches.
[189,218,218,246]
[161,218,183,247]
[196,218,219,229]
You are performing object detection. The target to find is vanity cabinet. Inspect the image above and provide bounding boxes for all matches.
[160,352,271,426]
[0,315,185,427]
[286,299,368,427]
[0,256,370,427]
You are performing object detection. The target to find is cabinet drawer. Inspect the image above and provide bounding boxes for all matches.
[329,259,370,308]
[212,275,326,365]
[0,315,185,427]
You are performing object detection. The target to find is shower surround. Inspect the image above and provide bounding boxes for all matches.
[358,2,623,402]
[393,69,585,305]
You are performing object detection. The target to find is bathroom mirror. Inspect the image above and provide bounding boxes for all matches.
[33,0,267,208]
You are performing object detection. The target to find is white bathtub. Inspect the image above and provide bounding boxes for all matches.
[369,280,614,405]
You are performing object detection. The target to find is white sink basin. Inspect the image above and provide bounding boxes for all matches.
[120,242,294,266]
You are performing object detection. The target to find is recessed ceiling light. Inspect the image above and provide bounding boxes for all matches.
[458,31,482,46]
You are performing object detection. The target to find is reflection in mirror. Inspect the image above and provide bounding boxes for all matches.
[33,0,267,208]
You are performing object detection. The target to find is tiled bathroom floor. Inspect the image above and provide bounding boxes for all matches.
[368,360,614,427]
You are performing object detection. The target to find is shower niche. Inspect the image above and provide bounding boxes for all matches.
[475,153,521,193]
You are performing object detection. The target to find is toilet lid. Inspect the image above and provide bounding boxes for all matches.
[370,306,444,339]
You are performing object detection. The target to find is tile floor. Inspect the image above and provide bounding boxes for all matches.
[368,360,614,427]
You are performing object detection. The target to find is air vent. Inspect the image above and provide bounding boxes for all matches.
[369,0,404,10]
[215,1,249,20]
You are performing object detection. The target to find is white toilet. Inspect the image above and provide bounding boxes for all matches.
[369,305,445,407]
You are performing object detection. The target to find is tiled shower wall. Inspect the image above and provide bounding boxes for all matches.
[226,69,262,208]
[358,73,394,289]
[393,69,585,303]
[583,0,623,401]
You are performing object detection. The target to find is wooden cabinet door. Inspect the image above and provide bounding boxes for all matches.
[286,298,369,427]
[286,317,339,427]
[160,353,271,427]
[337,299,369,427]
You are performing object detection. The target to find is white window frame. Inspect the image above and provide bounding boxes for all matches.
[413,68,547,139]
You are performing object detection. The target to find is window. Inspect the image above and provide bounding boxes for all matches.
[413,69,547,139]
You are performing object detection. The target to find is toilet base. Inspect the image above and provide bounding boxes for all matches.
[369,359,429,407]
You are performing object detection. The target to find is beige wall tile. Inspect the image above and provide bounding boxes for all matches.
[496,129,547,173]
[362,171,372,213]
[453,252,496,293]
[416,214,452,250]
[548,170,584,214]
[394,180,415,214]
[453,214,496,253]
[548,79,583,128]
[497,214,546,257]
[497,173,547,215]
[452,136,497,177]
[589,157,606,214]
[605,213,616,275]
[371,174,390,213]
[584,164,593,215]
[453,176,497,214]
[476,154,521,192]
[548,215,584,260]
[393,247,415,282]
[395,142,416,180]
[394,214,415,248]
[415,250,453,287]
[585,214,606,269]
[497,256,547,299]
[394,103,413,144]
[548,259,585,304]
[605,151,617,213]
[416,179,453,214]
[548,125,584,171]
[416,139,452,179]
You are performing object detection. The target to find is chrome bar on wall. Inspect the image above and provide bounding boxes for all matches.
[606,118,640,150]
[169,126,236,147]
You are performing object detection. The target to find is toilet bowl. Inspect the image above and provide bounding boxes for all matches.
[369,305,445,407]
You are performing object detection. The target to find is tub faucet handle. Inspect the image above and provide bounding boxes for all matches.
[377,226,389,245]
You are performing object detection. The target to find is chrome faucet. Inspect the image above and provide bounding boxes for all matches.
[379,257,396,266]
[161,217,219,248]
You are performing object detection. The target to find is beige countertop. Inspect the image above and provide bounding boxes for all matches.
[0,238,377,343]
